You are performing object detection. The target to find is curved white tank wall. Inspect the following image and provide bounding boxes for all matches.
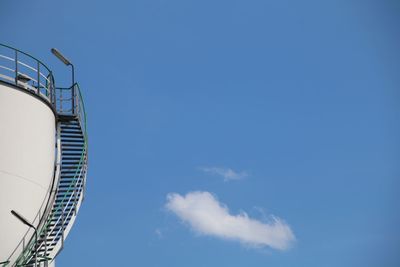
[0,83,55,262]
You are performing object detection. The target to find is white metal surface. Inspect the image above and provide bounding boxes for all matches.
[0,83,55,263]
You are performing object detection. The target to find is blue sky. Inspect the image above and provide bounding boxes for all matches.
[1,0,400,266]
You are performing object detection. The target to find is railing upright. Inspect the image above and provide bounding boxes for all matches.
[37,62,40,95]
[14,50,18,85]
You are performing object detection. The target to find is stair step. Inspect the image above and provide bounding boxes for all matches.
[62,147,83,151]
[60,174,83,178]
[62,143,84,147]
[61,161,83,166]
[60,124,81,128]
[62,162,83,166]
[61,138,85,145]
[50,211,74,218]
[51,207,75,214]
[60,172,83,176]
[48,220,73,228]
[57,188,82,193]
[61,137,84,140]
[62,154,82,158]
[55,189,81,195]
[60,126,81,131]
[61,133,82,137]
[56,193,82,198]
[61,161,84,165]
[61,133,84,137]
[60,174,84,178]
[58,183,82,188]
[60,128,82,133]
[56,190,81,196]
[54,197,79,203]
[60,177,82,181]
[60,175,83,179]
[62,157,83,161]
[62,158,83,162]
[61,154,84,158]
[61,169,82,174]
[60,175,82,181]
[59,177,84,182]
[60,121,80,126]
[57,192,82,197]
[61,140,84,143]
[62,154,83,157]
[58,183,83,188]
[60,121,80,125]
[61,165,83,169]
[61,121,78,125]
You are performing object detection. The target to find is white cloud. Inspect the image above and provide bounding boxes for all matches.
[199,167,248,181]
[165,191,295,250]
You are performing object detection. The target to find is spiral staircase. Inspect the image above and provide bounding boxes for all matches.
[0,44,88,267]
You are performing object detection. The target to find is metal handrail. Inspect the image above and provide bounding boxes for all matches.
[0,44,52,73]
[13,83,88,267]
[0,44,55,104]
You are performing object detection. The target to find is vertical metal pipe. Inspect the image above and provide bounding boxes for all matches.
[71,64,75,114]
[37,62,40,95]
[33,228,38,267]
[44,225,48,267]
[61,209,65,251]
[52,74,55,106]
[73,184,77,216]
[14,51,18,85]
[50,73,55,107]
[60,88,63,113]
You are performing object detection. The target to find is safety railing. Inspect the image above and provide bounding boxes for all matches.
[74,84,87,138]
[11,83,88,267]
[55,84,81,117]
[0,44,84,118]
[0,44,55,105]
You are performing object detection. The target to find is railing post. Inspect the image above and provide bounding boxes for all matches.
[22,237,26,265]
[73,181,77,216]
[75,85,79,115]
[72,84,76,115]
[50,73,55,108]
[52,75,55,106]
[14,50,18,85]
[61,209,65,251]
[71,65,75,114]
[37,62,40,95]
[34,230,38,267]
[44,226,48,267]
[60,88,63,113]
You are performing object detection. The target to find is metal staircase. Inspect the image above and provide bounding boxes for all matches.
[14,86,88,267]
[36,119,87,264]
